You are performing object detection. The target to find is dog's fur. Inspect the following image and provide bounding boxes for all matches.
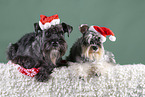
[67,24,104,63]
[67,24,116,79]
[7,22,73,82]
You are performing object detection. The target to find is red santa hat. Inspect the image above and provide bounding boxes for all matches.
[39,14,60,30]
[89,25,116,43]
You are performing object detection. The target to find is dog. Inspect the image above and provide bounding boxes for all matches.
[7,22,73,82]
[67,24,116,79]
[67,24,104,63]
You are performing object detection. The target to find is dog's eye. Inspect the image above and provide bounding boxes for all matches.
[96,37,101,41]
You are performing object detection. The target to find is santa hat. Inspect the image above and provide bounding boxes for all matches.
[39,14,60,30]
[89,25,116,43]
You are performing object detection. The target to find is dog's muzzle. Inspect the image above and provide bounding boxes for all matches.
[90,44,99,53]
[89,39,99,52]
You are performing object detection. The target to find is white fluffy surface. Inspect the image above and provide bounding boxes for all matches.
[0,62,145,97]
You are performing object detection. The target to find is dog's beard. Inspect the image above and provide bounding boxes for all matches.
[43,41,67,65]
[50,49,60,65]
[82,45,104,62]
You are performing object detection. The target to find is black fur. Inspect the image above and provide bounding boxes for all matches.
[7,22,73,82]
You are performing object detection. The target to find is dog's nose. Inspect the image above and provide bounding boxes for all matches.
[92,46,98,51]
[52,41,59,46]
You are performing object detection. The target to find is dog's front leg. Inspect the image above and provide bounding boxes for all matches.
[35,64,54,82]
[12,56,41,69]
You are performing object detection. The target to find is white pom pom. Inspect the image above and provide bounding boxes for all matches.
[101,36,106,43]
[109,36,116,42]
[44,23,51,30]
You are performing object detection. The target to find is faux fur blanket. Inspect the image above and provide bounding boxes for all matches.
[0,62,145,97]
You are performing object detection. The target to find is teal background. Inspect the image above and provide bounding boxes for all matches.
[0,0,145,64]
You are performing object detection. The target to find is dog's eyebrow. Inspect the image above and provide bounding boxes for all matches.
[51,27,58,32]
[55,27,64,34]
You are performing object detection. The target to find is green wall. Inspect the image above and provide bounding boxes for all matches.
[0,0,145,64]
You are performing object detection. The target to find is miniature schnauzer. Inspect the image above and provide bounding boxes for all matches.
[67,24,116,79]
[67,24,104,63]
[7,22,73,82]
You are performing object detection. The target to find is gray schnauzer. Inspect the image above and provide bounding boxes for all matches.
[66,24,116,79]
[7,22,73,82]
[67,24,104,63]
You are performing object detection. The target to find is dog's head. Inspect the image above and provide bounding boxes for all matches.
[79,24,104,62]
[34,22,73,65]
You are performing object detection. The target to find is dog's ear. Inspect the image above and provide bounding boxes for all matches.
[34,23,42,35]
[79,24,89,34]
[61,22,73,37]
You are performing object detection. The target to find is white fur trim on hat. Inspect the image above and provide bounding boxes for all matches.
[39,19,60,30]
[50,19,60,26]
[39,21,45,30]
[89,26,96,33]
[100,35,106,43]
[39,21,51,30]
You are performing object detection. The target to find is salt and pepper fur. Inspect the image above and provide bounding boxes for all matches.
[67,24,116,79]
[7,22,73,82]
[67,24,104,63]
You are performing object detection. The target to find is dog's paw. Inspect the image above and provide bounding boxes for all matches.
[35,66,52,82]
[35,73,50,82]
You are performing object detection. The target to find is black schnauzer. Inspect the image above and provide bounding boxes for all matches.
[67,24,104,63]
[7,22,73,82]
